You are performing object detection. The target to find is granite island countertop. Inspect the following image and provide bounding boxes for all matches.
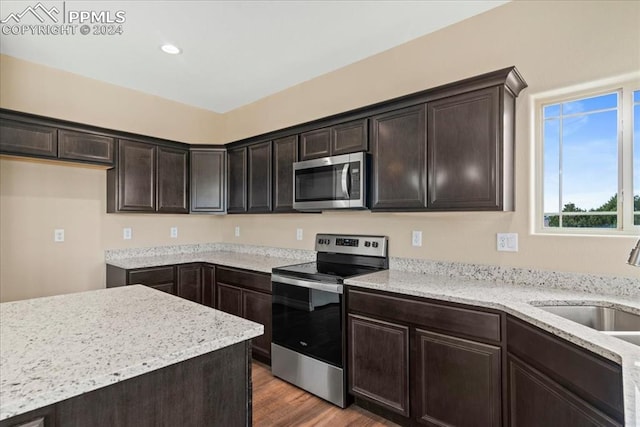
[344,269,640,426]
[0,285,263,421]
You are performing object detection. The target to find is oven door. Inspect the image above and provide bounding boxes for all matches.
[293,152,365,210]
[271,274,343,368]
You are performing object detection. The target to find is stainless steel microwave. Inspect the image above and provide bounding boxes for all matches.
[293,152,367,211]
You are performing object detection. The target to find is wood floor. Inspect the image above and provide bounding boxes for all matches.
[252,362,399,427]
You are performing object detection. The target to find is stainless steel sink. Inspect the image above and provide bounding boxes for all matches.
[537,305,640,346]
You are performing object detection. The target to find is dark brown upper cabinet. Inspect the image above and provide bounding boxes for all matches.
[299,118,368,160]
[58,129,114,165]
[427,87,510,211]
[107,139,188,213]
[0,111,115,166]
[109,139,156,212]
[370,105,428,211]
[190,148,226,213]
[248,141,272,212]
[227,146,248,213]
[0,117,57,159]
[272,135,298,213]
[157,146,189,213]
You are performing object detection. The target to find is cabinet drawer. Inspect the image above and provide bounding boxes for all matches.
[348,289,501,342]
[216,266,271,293]
[149,283,175,295]
[507,316,623,420]
[128,266,175,286]
[58,129,114,165]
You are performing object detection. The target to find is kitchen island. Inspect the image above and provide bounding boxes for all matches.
[0,285,262,426]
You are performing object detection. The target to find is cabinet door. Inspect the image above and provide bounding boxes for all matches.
[202,265,216,308]
[370,105,427,210]
[272,135,298,212]
[227,147,247,213]
[300,127,331,160]
[157,146,189,213]
[413,329,502,427]
[332,118,368,155]
[508,355,620,427]
[247,141,272,212]
[0,118,57,158]
[176,264,203,304]
[116,140,156,212]
[58,129,114,165]
[190,149,226,213]
[242,289,272,361]
[427,87,502,210]
[216,283,243,317]
[348,314,410,416]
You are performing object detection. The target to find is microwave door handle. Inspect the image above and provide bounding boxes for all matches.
[341,163,350,199]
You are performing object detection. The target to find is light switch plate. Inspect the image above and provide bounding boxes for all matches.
[234,226,240,237]
[54,229,64,243]
[497,233,518,252]
[412,230,422,247]
[123,227,132,240]
[170,227,178,238]
[296,228,303,241]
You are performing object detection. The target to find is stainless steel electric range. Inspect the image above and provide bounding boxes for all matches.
[271,233,389,408]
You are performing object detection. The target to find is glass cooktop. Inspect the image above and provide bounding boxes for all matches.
[272,261,381,284]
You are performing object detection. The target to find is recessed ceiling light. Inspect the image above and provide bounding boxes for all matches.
[161,44,181,55]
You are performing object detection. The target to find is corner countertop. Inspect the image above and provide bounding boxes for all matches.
[0,285,263,421]
[106,250,309,273]
[344,270,640,426]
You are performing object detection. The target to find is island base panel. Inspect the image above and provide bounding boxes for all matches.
[1,341,251,427]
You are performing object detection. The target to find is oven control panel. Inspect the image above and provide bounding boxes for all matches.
[315,234,387,257]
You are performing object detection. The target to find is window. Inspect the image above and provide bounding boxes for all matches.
[537,79,639,234]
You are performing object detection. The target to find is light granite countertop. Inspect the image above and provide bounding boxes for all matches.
[344,270,640,426]
[106,250,312,273]
[0,285,263,421]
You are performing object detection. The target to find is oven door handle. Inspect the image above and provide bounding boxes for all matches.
[272,274,343,294]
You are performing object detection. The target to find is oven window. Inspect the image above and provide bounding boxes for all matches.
[272,282,343,367]
[295,164,347,202]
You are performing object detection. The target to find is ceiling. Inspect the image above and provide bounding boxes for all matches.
[0,1,509,113]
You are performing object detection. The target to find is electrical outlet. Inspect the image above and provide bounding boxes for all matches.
[123,227,132,240]
[412,230,422,247]
[54,229,64,243]
[234,226,240,237]
[170,227,178,238]
[497,233,518,252]
[296,228,303,241]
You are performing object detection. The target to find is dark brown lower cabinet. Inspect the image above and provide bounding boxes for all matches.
[0,342,252,427]
[216,266,272,363]
[508,355,620,427]
[507,316,623,425]
[202,265,216,307]
[348,314,410,416]
[413,329,501,427]
[216,282,272,362]
[107,265,176,295]
[176,263,203,304]
[217,283,243,317]
[242,290,272,361]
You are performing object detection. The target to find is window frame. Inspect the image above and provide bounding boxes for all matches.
[532,73,640,236]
